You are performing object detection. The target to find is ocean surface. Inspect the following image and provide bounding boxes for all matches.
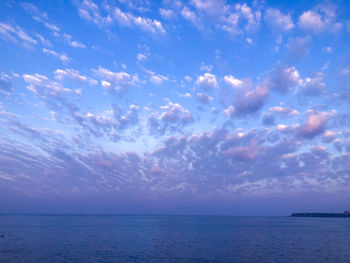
[0,215,349,263]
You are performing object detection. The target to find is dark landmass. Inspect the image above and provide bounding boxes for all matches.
[291,212,350,218]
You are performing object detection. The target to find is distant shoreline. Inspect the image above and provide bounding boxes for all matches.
[291,213,350,218]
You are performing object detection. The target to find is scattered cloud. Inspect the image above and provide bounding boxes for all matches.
[231,85,268,116]
[159,8,175,20]
[269,106,299,116]
[0,22,37,47]
[42,48,70,62]
[298,110,335,139]
[196,92,213,103]
[148,101,193,134]
[298,3,343,34]
[196,73,217,90]
[94,66,138,95]
[301,72,326,96]
[78,0,166,34]
[264,7,294,32]
[224,75,243,88]
[54,69,97,85]
[266,64,301,93]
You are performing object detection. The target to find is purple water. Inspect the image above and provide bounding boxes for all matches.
[0,215,349,263]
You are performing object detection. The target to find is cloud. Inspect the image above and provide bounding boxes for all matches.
[23,73,71,95]
[150,74,168,85]
[72,104,140,141]
[94,66,138,95]
[221,3,261,35]
[322,130,337,143]
[298,4,343,34]
[196,92,213,104]
[181,6,202,29]
[63,34,86,48]
[0,22,37,47]
[78,0,166,34]
[224,145,259,161]
[21,2,48,21]
[231,85,268,116]
[22,2,61,32]
[137,53,147,61]
[159,101,192,123]
[196,73,217,90]
[301,72,326,96]
[42,48,70,62]
[159,8,175,19]
[54,69,97,85]
[224,75,243,88]
[298,110,335,139]
[298,11,324,33]
[1,122,349,203]
[269,106,299,116]
[35,33,52,47]
[22,2,86,49]
[191,0,228,19]
[264,7,294,32]
[22,73,80,114]
[77,0,110,27]
[180,1,261,36]
[21,2,62,34]
[148,101,193,134]
[266,64,301,93]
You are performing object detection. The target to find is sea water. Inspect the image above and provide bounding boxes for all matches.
[0,214,349,263]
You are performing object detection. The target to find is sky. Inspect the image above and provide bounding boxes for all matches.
[0,0,349,215]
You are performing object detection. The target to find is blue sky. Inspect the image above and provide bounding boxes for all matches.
[0,0,349,215]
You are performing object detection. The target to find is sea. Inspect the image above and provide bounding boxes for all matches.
[0,214,349,263]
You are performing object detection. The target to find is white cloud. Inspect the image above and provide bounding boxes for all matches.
[23,73,71,95]
[63,33,86,48]
[224,105,235,117]
[302,72,326,96]
[196,92,213,103]
[179,92,191,98]
[298,11,324,33]
[184,76,193,82]
[267,64,301,93]
[298,4,343,34]
[181,6,202,28]
[0,22,37,47]
[265,8,294,32]
[113,5,166,34]
[322,46,333,54]
[35,34,52,47]
[159,8,175,19]
[54,69,97,85]
[78,0,110,27]
[148,101,193,134]
[269,106,299,116]
[160,102,192,123]
[150,74,168,85]
[42,48,70,62]
[224,75,243,88]
[196,73,217,90]
[94,66,138,94]
[78,0,165,34]
[137,53,147,61]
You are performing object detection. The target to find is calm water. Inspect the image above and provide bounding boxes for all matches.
[0,215,349,263]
